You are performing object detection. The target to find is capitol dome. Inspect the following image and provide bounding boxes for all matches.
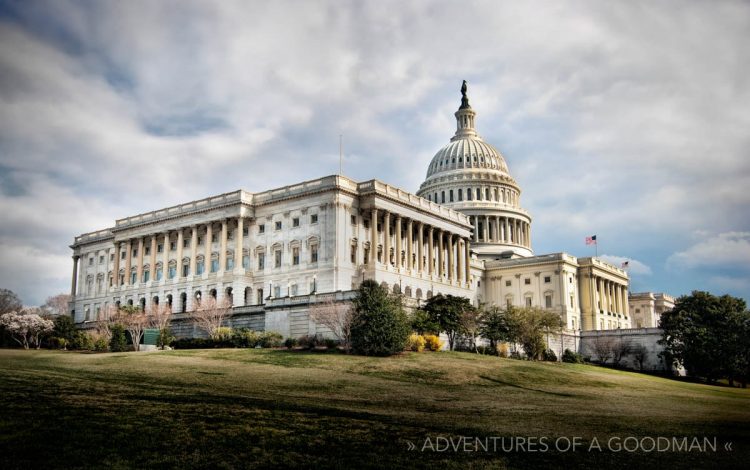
[417,82,533,259]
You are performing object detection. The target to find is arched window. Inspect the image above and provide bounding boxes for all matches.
[180,292,187,313]
[225,287,233,304]
[416,288,423,299]
[193,291,202,308]
[393,284,401,294]
[139,297,146,311]
[458,189,463,201]
[210,288,217,299]
[404,286,412,297]
[166,294,173,308]
[467,188,472,201]
[486,188,490,200]
[441,191,445,203]
[153,295,159,305]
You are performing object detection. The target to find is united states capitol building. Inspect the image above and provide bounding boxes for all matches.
[69,84,635,342]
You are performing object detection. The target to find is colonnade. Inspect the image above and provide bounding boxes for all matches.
[594,276,629,316]
[468,215,530,247]
[369,208,471,286]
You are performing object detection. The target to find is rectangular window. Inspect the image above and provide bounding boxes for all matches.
[170,242,176,251]
[182,264,189,277]
[458,189,463,201]
[544,276,551,283]
[226,257,234,270]
[242,255,249,269]
[505,280,511,287]
[157,244,163,253]
[99,255,104,264]
[196,261,204,275]
[291,284,298,296]
[293,217,300,227]
[257,288,264,304]
[168,266,176,279]
[242,227,249,236]
[88,257,93,266]
[211,259,219,273]
[197,236,203,246]
[524,278,531,285]
[274,285,281,298]
[110,253,114,262]
[570,295,575,309]
[131,272,137,284]
[183,239,189,248]
[211,234,217,242]
[156,267,163,281]
[259,224,265,234]
[258,253,265,270]
[275,221,282,230]
[449,189,454,202]
[274,250,281,268]
[350,245,356,263]
[145,247,150,256]
[351,215,356,225]
[311,245,318,263]
[526,297,532,307]
[311,214,318,224]
[143,271,150,283]
[292,247,300,265]
[132,249,138,258]
[364,219,370,229]
[506,298,512,308]
[545,294,552,308]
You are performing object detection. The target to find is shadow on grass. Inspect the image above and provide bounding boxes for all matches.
[479,375,576,397]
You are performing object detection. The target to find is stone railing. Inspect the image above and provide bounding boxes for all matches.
[114,190,245,229]
[74,229,114,245]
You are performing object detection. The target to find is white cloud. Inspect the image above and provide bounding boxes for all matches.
[1,1,749,304]
[667,232,750,270]
[599,255,652,276]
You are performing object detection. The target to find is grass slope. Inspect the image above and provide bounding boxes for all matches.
[0,349,748,469]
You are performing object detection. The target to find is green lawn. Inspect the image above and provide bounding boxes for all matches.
[0,349,748,469]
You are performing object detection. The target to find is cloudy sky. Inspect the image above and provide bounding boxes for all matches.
[1,0,749,307]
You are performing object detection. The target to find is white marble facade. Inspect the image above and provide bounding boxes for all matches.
[70,83,635,336]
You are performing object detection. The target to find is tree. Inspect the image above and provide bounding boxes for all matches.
[0,311,54,349]
[591,336,615,364]
[659,291,750,384]
[611,339,632,367]
[190,296,231,339]
[514,307,563,360]
[309,298,353,352]
[42,294,71,317]
[52,315,77,347]
[119,305,148,351]
[480,306,515,351]
[0,289,22,314]
[147,303,173,349]
[422,294,473,350]
[631,344,647,370]
[350,280,409,356]
[458,305,483,353]
[410,309,440,335]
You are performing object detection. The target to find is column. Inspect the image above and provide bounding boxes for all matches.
[483,216,489,241]
[190,226,198,276]
[176,229,184,279]
[395,215,402,269]
[219,219,228,274]
[124,240,132,285]
[457,239,463,284]
[112,243,120,289]
[495,216,500,242]
[136,237,144,285]
[384,212,391,267]
[235,218,244,272]
[473,217,479,242]
[406,219,413,271]
[464,238,471,286]
[370,208,378,264]
[417,222,424,274]
[622,286,629,316]
[162,232,169,282]
[527,223,532,247]
[447,235,454,282]
[428,226,434,276]
[204,224,212,277]
[70,255,79,297]
[150,236,157,280]
[438,231,444,278]
[506,218,511,243]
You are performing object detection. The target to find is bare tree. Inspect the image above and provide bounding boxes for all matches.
[42,294,71,317]
[459,307,483,353]
[120,305,148,351]
[631,344,648,370]
[611,338,632,367]
[190,296,231,339]
[0,289,22,314]
[93,304,119,344]
[309,298,353,352]
[591,336,615,364]
[148,303,173,349]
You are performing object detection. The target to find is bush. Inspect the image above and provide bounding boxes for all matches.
[562,348,584,364]
[48,337,68,350]
[93,338,109,352]
[284,337,298,349]
[298,334,324,350]
[158,328,175,349]
[110,324,128,352]
[350,280,410,356]
[406,333,426,352]
[497,343,509,358]
[71,331,94,350]
[324,338,338,350]
[52,315,76,345]
[212,327,234,341]
[232,328,260,348]
[259,331,283,348]
[542,349,558,362]
[423,334,444,352]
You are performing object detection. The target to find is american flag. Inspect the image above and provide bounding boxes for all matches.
[621,261,629,268]
[585,235,597,245]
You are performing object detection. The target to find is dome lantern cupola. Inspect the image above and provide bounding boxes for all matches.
[453,80,478,140]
